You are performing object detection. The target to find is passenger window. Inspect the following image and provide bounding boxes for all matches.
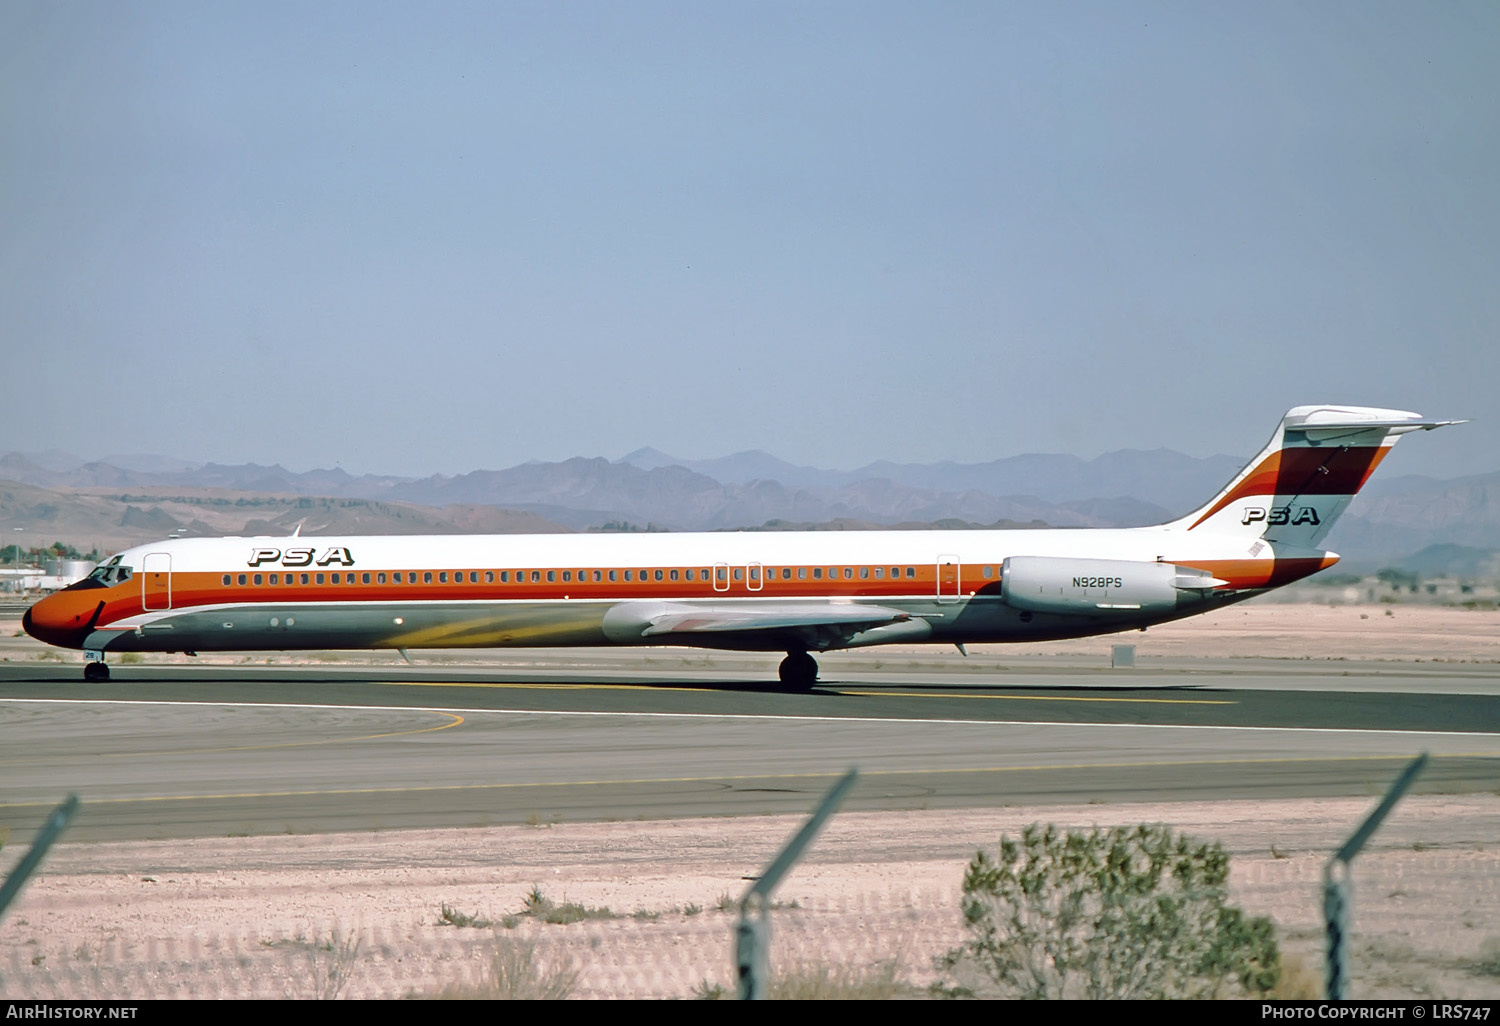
[983,565,994,579]
[222,574,231,586]
[317,573,326,584]
[733,568,743,581]
[781,568,791,579]
[812,568,822,580]
[378,572,387,584]
[609,570,618,581]
[547,570,556,582]
[685,568,694,582]
[362,572,370,584]
[438,572,447,583]
[485,571,494,583]
[891,567,900,578]
[906,567,916,578]
[253,574,263,585]
[530,571,540,582]
[798,567,806,580]
[499,571,508,582]
[669,569,679,581]
[301,573,310,585]
[593,570,602,582]
[238,574,247,585]
[654,569,664,582]
[423,572,433,584]
[874,568,883,579]
[562,570,572,582]
[859,567,869,579]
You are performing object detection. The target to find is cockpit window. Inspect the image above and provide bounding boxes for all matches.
[85,563,134,586]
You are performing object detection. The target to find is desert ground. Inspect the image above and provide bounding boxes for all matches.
[1,602,1497,999]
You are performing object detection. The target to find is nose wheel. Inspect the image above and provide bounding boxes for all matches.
[778,651,818,690]
[83,660,110,682]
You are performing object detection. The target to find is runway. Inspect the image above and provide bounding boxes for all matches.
[1,659,1498,843]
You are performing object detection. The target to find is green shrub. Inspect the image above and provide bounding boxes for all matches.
[938,823,1280,1000]
[519,886,615,925]
[438,903,492,929]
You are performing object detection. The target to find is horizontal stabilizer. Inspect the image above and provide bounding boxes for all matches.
[1284,408,1466,435]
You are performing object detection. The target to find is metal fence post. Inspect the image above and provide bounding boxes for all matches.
[0,794,80,921]
[736,768,858,1000]
[1323,753,1427,999]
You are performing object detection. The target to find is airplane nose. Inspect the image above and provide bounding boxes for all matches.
[22,593,104,650]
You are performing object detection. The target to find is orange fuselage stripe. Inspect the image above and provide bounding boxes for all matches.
[63,556,1335,630]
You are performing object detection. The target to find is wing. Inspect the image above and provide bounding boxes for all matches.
[603,600,933,651]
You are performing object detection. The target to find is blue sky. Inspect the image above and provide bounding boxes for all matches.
[2,2,1495,479]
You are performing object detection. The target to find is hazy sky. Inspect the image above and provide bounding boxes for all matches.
[2,2,1495,480]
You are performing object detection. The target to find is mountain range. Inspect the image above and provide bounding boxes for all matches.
[2,446,1495,576]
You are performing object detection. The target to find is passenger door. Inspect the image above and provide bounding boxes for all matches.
[936,554,961,604]
[142,552,172,610]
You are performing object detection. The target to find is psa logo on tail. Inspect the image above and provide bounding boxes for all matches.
[1241,506,1321,527]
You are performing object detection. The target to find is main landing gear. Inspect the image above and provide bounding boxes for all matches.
[778,651,818,690]
[83,658,110,682]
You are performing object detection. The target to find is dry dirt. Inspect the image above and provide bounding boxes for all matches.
[1,603,1497,999]
[4,798,1500,1000]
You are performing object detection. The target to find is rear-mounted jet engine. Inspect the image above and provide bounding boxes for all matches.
[1000,556,1225,615]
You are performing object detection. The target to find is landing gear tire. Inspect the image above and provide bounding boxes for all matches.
[83,661,110,683]
[778,651,818,690]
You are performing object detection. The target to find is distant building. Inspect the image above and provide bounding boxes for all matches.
[0,559,95,593]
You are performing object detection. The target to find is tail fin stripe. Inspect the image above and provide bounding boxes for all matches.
[1188,445,1388,529]
[1270,445,1390,496]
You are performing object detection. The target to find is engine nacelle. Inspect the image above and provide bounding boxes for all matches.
[1001,556,1222,616]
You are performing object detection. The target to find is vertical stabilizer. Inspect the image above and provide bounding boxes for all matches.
[1170,406,1462,549]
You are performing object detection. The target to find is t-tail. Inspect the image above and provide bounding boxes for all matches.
[1168,405,1464,550]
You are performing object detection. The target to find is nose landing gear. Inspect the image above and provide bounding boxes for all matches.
[778,651,818,690]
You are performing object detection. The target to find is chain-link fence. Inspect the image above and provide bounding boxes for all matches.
[6,793,1500,1000]
[1,891,959,1000]
[5,846,1500,999]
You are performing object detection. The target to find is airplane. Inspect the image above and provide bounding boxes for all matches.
[23,405,1462,685]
